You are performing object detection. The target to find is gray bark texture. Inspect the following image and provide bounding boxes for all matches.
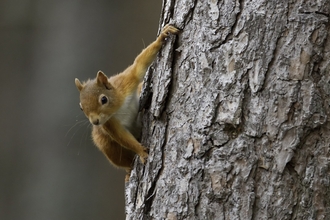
[126,0,330,219]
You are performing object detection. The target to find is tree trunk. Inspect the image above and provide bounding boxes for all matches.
[126,0,330,219]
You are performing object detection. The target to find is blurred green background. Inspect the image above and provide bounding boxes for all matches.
[0,0,162,219]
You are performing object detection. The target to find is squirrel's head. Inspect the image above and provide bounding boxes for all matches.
[75,71,119,125]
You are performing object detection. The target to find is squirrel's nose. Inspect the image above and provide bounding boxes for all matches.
[92,119,99,125]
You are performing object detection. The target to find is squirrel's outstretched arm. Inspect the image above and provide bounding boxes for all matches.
[131,25,179,82]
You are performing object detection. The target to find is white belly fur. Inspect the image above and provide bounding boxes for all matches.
[113,93,141,138]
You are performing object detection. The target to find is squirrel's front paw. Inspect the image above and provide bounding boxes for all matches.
[138,147,149,164]
[160,24,180,41]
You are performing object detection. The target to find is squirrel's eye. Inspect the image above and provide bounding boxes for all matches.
[100,96,108,105]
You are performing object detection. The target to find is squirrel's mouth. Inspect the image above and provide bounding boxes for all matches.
[89,114,112,126]
[91,119,100,125]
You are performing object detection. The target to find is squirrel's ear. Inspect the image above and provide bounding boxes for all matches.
[97,70,113,90]
[75,78,83,91]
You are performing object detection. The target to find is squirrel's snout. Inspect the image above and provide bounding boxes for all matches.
[91,119,99,125]
[89,114,101,125]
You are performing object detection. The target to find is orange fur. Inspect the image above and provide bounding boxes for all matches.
[74,25,179,180]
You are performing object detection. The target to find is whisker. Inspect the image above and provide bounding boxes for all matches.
[80,122,92,148]
[141,38,146,48]
[66,118,89,147]
[65,120,87,137]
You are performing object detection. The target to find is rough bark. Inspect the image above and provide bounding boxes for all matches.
[126,0,330,219]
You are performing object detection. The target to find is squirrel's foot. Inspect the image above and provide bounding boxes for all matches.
[138,147,149,164]
[159,24,180,41]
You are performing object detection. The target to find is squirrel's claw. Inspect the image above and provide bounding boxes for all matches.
[138,147,149,164]
[159,24,180,41]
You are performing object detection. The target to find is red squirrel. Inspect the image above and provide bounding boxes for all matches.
[75,24,179,180]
